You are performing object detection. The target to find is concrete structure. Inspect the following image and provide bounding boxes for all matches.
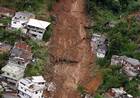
[1,62,25,84]
[111,55,127,65]
[91,34,108,58]
[26,19,51,40]
[11,12,35,29]
[111,55,140,77]
[104,88,133,98]
[9,42,33,67]
[17,76,46,98]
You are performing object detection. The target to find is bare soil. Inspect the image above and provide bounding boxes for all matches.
[47,0,100,98]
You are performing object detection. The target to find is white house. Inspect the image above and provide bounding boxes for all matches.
[1,62,25,84]
[17,76,46,98]
[26,19,51,40]
[111,55,140,77]
[91,34,108,58]
[11,12,35,29]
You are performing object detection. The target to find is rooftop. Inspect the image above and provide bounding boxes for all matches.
[27,18,51,29]
[112,55,140,66]
[10,42,32,65]
[125,57,140,66]
[32,76,46,83]
[1,62,25,74]
[13,11,35,20]
[14,42,32,52]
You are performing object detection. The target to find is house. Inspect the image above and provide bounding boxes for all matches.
[17,76,46,98]
[122,57,140,77]
[104,88,133,98]
[91,34,108,58]
[9,42,33,67]
[104,21,117,28]
[111,55,140,77]
[111,55,127,65]
[26,18,51,40]
[0,7,15,17]
[11,12,35,29]
[1,62,25,85]
[0,42,11,54]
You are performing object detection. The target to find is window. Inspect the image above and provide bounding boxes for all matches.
[35,91,38,94]
[31,34,37,37]
[39,31,43,34]
[13,75,16,77]
[39,82,44,85]
[7,73,10,75]
[20,82,26,86]
[13,22,16,24]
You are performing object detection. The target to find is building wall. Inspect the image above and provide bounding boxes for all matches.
[27,26,45,40]
[2,70,24,81]
[18,82,44,98]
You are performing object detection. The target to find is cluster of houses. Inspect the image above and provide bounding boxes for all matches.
[0,7,53,98]
[0,42,48,98]
[91,33,140,98]
[11,11,51,40]
[91,33,140,79]
[0,7,51,40]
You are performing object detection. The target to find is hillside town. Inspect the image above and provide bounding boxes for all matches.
[0,6,54,98]
[0,0,140,98]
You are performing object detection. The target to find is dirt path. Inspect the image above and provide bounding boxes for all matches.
[48,0,95,98]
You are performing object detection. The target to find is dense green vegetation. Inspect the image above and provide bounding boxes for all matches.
[0,53,9,74]
[0,0,44,12]
[0,0,58,13]
[0,17,11,25]
[87,0,140,97]
[25,40,49,76]
[47,0,58,11]
[0,29,22,45]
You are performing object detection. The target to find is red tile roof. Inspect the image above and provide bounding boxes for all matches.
[15,42,32,52]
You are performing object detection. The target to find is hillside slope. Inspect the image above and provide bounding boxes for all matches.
[48,0,96,97]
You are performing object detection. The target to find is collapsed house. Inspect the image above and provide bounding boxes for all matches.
[104,88,133,98]
[26,18,51,40]
[11,11,35,29]
[9,42,33,67]
[111,55,140,77]
[91,34,108,58]
[17,76,46,98]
